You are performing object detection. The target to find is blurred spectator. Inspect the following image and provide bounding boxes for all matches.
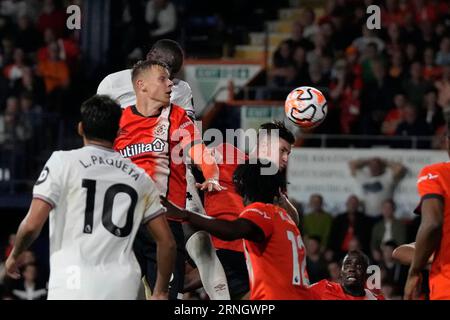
[3,48,27,83]
[329,58,362,134]
[423,47,442,81]
[145,0,177,42]
[402,61,432,109]
[0,96,32,147]
[360,59,398,135]
[327,195,372,259]
[388,50,406,81]
[285,21,313,52]
[10,264,47,300]
[381,93,408,136]
[303,194,333,249]
[422,87,445,133]
[435,36,450,66]
[14,14,42,54]
[327,261,341,282]
[37,0,66,38]
[300,7,319,41]
[370,199,407,251]
[36,41,69,104]
[381,0,403,27]
[435,65,450,111]
[291,45,310,84]
[305,236,329,284]
[352,25,385,55]
[395,104,433,147]
[269,40,295,88]
[380,241,408,296]
[306,62,329,88]
[349,157,406,219]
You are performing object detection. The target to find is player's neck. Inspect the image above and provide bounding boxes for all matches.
[84,138,113,150]
[342,284,365,297]
[136,98,165,117]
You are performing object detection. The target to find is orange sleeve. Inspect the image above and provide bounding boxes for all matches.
[417,166,445,198]
[176,113,219,180]
[239,205,274,239]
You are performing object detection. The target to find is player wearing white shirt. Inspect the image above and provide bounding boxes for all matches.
[97,39,230,300]
[5,95,176,300]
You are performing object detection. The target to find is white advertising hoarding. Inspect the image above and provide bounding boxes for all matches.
[287,148,448,219]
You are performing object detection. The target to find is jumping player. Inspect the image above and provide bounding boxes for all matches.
[161,161,311,300]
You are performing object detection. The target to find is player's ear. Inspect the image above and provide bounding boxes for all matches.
[136,79,146,92]
[78,122,84,137]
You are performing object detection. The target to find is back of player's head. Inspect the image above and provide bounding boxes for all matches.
[131,59,170,86]
[233,161,284,204]
[147,39,184,76]
[258,121,295,145]
[80,95,122,143]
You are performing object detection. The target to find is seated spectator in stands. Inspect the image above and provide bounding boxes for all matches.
[404,43,420,66]
[14,15,42,54]
[306,236,329,284]
[402,61,433,109]
[269,40,295,88]
[14,67,46,106]
[360,42,381,83]
[3,48,27,83]
[292,45,310,84]
[360,59,398,135]
[285,21,313,52]
[348,157,406,219]
[402,12,422,46]
[422,87,445,133]
[306,31,331,67]
[329,58,362,135]
[304,194,333,249]
[381,93,407,136]
[37,41,70,94]
[435,64,450,111]
[145,0,177,42]
[37,0,66,38]
[381,0,403,27]
[300,7,319,41]
[327,261,341,282]
[423,47,442,81]
[388,50,406,81]
[436,36,450,66]
[38,28,80,72]
[370,199,407,252]
[352,25,385,56]
[9,264,46,300]
[307,62,329,89]
[327,195,372,259]
[380,241,408,296]
[384,23,403,56]
[395,104,433,147]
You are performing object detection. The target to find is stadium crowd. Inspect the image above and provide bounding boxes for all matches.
[0,0,448,300]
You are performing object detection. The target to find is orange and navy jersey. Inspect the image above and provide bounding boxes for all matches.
[416,162,450,300]
[308,280,385,300]
[114,104,200,210]
[239,202,312,300]
[204,143,248,252]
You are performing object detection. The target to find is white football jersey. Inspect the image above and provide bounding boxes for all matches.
[97,69,195,119]
[33,145,165,299]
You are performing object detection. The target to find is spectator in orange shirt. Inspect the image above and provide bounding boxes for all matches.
[37,42,70,94]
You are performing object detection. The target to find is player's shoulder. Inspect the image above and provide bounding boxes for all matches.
[241,202,274,218]
[417,162,449,183]
[173,78,192,93]
[100,69,131,84]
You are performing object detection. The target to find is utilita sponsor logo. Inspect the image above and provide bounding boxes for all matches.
[119,139,166,157]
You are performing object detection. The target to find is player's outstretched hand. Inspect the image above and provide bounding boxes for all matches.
[403,270,422,300]
[5,255,21,279]
[195,178,227,192]
[160,196,188,221]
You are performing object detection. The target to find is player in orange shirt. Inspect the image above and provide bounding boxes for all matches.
[161,161,311,300]
[404,156,450,300]
[199,121,299,299]
[308,250,384,300]
[114,59,225,299]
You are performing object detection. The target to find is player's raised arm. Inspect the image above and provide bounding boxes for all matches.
[5,199,52,279]
[393,242,435,266]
